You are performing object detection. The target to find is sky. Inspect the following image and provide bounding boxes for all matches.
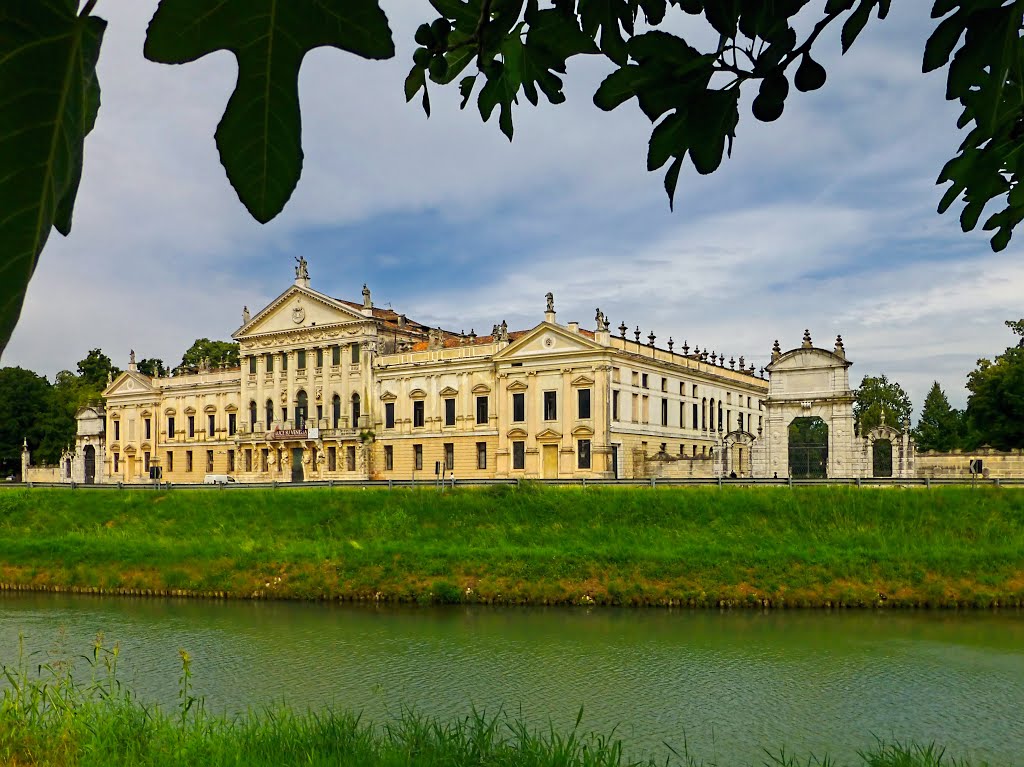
[4,1,1022,414]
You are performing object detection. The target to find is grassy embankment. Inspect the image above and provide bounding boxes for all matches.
[0,485,1022,607]
[0,644,994,767]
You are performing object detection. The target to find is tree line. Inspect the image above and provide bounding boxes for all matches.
[0,340,238,475]
[854,319,1024,453]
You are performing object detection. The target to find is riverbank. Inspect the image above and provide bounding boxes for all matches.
[0,485,1022,607]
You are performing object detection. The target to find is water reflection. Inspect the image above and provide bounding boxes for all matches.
[1,595,1021,766]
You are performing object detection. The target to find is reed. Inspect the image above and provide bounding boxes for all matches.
[0,485,1021,607]
[0,641,991,767]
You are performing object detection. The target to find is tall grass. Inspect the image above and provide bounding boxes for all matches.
[0,485,1021,606]
[0,641,991,767]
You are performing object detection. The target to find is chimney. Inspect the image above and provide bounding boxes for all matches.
[568,321,579,334]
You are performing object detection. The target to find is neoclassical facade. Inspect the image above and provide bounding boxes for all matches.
[61,262,931,484]
[80,264,773,483]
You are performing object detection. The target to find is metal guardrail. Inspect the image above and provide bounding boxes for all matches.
[5,476,1024,490]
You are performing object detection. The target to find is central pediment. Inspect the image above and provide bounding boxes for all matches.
[235,285,367,339]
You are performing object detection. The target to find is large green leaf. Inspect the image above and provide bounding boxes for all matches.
[0,0,106,359]
[144,0,394,224]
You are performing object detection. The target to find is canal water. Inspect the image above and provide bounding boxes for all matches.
[1,594,1022,766]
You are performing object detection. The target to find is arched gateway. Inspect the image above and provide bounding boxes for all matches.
[752,331,859,479]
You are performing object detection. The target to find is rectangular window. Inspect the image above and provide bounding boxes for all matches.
[316,404,323,424]
[144,452,150,473]
[612,391,619,421]
[186,450,193,473]
[265,353,274,373]
[643,395,650,424]
[346,446,356,471]
[249,356,257,374]
[476,442,487,469]
[261,448,269,472]
[384,445,394,471]
[245,449,252,472]
[413,444,423,471]
[693,403,699,430]
[351,343,360,364]
[282,407,288,423]
[413,400,424,427]
[297,349,306,369]
[227,449,235,472]
[208,414,216,436]
[512,441,525,470]
[144,418,151,440]
[444,398,455,426]
[332,346,341,366]
[631,393,639,423]
[113,453,119,473]
[577,439,591,469]
[680,403,685,429]
[476,396,488,425]
[113,420,120,441]
[444,443,454,471]
[206,450,214,472]
[327,446,337,471]
[281,352,288,372]
[661,377,668,392]
[228,413,237,435]
[692,385,698,398]
[661,399,668,427]
[512,393,525,422]
[385,402,395,429]
[166,451,173,472]
[543,391,557,420]
[188,416,195,438]
[642,373,649,388]
[578,389,591,419]
[316,348,324,368]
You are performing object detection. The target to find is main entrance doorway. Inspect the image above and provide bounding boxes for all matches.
[542,445,558,478]
[84,445,95,484]
[291,448,304,483]
[788,417,828,479]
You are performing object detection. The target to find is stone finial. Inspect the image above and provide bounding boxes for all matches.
[749,364,756,375]
[106,371,112,386]
[682,340,689,355]
[602,315,611,332]
[648,331,656,347]
[469,328,477,341]
[242,305,251,324]
[634,326,641,342]
[668,337,674,352]
[729,356,735,369]
[771,339,782,361]
[834,334,846,358]
[802,329,812,348]
[710,351,717,365]
[759,366,765,378]
[362,283,372,309]
[618,321,627,338]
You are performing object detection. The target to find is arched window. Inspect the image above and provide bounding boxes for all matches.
[249,400,257,430]
[296,390,308,428]
[717,404,723,432]
[265,399,274,430]
[351,393,361,425]
[333,394,341,428]
[701,398,707,430]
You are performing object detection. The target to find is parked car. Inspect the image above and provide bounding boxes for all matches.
[203,475,237,485]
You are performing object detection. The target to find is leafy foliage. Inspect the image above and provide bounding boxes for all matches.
[0,367,53,474]
[137,358,168,377]
[0,0,106,359]
[178,338,240,373]
[76,348,119,390]
[912,381,964,452]
[3,1,1024,360]
[143,0,395,223]
[964,319,1024,450]
[854,374,912,434]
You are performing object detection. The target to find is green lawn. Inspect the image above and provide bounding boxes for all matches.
[0,485,1021,607]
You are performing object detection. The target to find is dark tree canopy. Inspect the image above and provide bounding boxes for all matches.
[76,348,119,391]
[854,374,912,434]
[178,339,240,372]
[964,319,1024,450]
[913,381,964,453]
[0,367,54,474]
[137,358,167,377]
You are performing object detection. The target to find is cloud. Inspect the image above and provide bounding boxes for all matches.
[2,1,1015,420]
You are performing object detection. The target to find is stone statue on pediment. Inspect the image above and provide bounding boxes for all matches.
[545,292,554,312]
[242,306,250,324]
[294,256,309,281]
